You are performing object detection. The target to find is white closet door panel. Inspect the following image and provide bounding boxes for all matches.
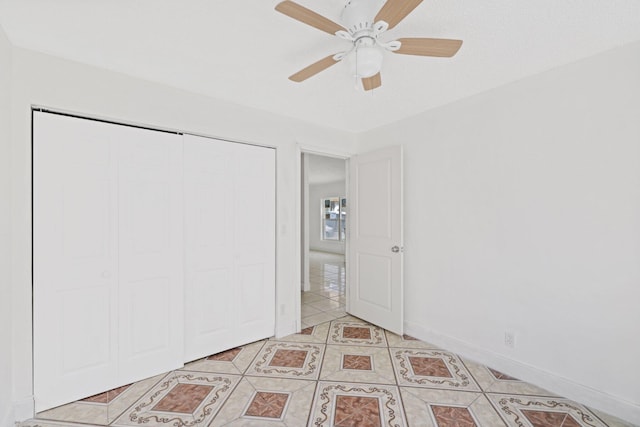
[117,128,184,381]
[184,135,275,360]
[33,113,118,411]
[184,136,236,361]
[234,143,275,342]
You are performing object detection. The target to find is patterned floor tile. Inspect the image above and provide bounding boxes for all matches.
[320,345,397,385]
[111,371,240,426]
[328,319,388,347]
[210,376,316,426]
[308,381,407,427]
[35,374,164,425]
[400,387,505,427]
[182,340,265,375]
[386,330,441,349]
[463,359,557,396]
[245,341,325,379]
[21,421,98,427]
[486,394,609,427]
[390,348,481,391]
[274,322,330,344]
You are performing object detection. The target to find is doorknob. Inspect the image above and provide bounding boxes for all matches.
[391,246,400,253]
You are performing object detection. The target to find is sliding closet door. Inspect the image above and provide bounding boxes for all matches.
[184,135,275,361]
[233,142,276,342]
[34,113,119,411]
[117,127,184,381]
[33,112,184,411]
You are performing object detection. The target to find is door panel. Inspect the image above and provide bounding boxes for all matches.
[34,112,184,411]
[33,113,118,411]
[117,128,184,380]
[183,136,235,361]
[184,135,275,360]
[348,146,403,335]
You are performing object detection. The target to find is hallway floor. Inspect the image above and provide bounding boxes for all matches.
[301,251,346,328]
[25,315,631,427]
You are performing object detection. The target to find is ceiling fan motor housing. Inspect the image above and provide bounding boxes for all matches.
[341,0,386,34]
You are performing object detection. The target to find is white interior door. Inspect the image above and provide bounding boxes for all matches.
[34,113,119,411]
[184,135,275,361]
[348,145,403,335]
[34,112,184,411]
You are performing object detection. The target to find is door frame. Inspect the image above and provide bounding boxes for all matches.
[295,144,352,331]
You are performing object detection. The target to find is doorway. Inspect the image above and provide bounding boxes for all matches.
[300,153,348,328]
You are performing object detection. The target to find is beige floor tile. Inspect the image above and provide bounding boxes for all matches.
[307,298,343,312]
[462,358,557,396]
[302,311,339,327]
[111,371,240,426]
[486,393,610,427]
[301,292,326,303]
[400,387,505,427]
[182,340,266,375]
[245,342,326,380]
[390,348,481,391]
[275,322,330,344]
[327,319,388,347]
[308,381,407,427]
[210,376,315,426]
[319,345,396,384]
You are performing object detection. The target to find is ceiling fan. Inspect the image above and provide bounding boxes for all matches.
[275,0,463,91]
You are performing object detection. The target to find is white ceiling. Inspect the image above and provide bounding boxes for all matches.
[307,154,346,185]
[1,0,639,133]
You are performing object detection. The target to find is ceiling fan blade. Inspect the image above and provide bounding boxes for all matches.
[275,1,346,35]
[374,0,423,30]
[362,73,382,91]
[393,38,463,57]
[289,55,340,82]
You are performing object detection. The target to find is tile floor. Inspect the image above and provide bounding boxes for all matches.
[301,251,346,328]
[25,315,633,427]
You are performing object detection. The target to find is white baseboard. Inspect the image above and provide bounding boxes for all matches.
[405,320,640,426]
[12,396,34,424]
[1,407,13,427]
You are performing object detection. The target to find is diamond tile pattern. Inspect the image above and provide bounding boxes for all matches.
[342,326,372,340]
[409,356,453,377]
[28,316,629,427]
[488,367,518,381]
[522,410,582,427]
[431,405,477,427]
[81,385,130,404]
[342,355,373,371]
[152,384,213,413]
[243,392,289,419]
[334,395,381,427]
[269,349,308,368]
[207,347,242,362]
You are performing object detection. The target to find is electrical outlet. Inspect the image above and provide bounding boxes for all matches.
[504,331,516,348]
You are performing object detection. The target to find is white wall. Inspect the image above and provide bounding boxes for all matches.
[0,25,13,427]
[358,40,640,424]
[8,47,356,423]
[309,181,346,255]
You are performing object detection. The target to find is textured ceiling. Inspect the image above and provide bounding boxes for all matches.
[1,0,639,133]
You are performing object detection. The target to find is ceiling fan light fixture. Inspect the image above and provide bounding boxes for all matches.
[352,45,383,78]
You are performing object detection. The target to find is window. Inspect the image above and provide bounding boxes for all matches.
[322,197,347,241]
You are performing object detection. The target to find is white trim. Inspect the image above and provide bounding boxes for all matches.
[298,143,352,160]
[296,144,353,333]
[405,320,640,426]
[12,396,34,423]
